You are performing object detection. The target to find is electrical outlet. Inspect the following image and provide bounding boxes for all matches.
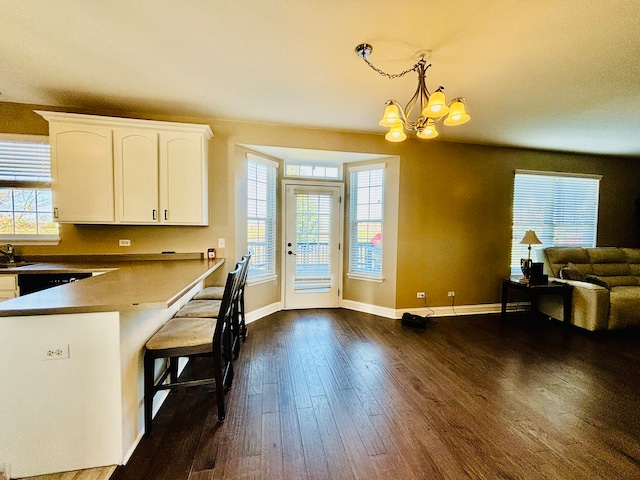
[218,238,225,249]
[119,239,131,247]
[43,344,69,360]
[416,292,426,299]
[448,291,455,297]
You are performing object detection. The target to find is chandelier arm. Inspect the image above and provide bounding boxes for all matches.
[403,77,423,121]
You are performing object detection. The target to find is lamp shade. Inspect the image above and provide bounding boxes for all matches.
[519,230,542,245]
[422,91,450,117]
[379,104,402,127]
[443,101,471,126]
[416,123,438,139]
[385,124,406,142]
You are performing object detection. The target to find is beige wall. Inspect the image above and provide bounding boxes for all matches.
[2,101,639,313]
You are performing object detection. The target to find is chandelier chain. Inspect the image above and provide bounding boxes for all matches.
[360,55,426,80]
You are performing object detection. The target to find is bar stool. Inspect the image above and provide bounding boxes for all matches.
[193,253,250,341]
[176,254,250,358]
[143,264,241,435]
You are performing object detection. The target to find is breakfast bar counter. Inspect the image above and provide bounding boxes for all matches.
[0,255,225,316]
[0,254,225,478]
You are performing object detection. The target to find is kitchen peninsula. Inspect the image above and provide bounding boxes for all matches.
[0,254,224,478]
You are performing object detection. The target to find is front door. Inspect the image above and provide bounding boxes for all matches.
[284,184,342,309]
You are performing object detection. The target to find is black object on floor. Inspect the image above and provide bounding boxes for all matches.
[401,312,437,328]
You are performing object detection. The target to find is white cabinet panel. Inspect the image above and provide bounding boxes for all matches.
[50,124,114,223]
[160,133,207,225]
[0,275,18,300]
[114,129,159,224]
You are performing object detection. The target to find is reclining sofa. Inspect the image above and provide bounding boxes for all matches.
[539,247,640,331]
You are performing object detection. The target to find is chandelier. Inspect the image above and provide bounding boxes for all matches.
[355,43,470,142]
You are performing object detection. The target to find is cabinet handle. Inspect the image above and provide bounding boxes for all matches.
[54,207,59,219]
[164,210,168,220]
[152,209,157,220]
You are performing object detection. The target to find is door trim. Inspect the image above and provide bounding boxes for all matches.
[281,180,344,309]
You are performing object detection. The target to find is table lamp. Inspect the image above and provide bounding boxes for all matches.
[519,230,542,278]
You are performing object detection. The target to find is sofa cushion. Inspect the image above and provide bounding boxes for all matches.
[585,275,639,289]
[609,286,640,329]
[559,263,587,281]
[586,247,631,276]
[623,248,640,276]
[544,247,593,277]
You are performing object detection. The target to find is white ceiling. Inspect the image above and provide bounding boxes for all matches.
[2,1,640,157]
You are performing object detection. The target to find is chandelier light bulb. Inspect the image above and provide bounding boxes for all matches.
[379,104,402,127]
[422,91,449,118]
[443,100,471,126]
[417,124,439,139]
[385,124,406,142]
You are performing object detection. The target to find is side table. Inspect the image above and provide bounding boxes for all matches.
[501,277,574,323]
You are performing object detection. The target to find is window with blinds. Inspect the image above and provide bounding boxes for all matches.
[348,164,384,279]
[511,170,601,275]
[0,135,59,241]
[247,155,277,281]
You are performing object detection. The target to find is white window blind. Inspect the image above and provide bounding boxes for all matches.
[349,165,384,279]
[0,138,51,185]
[511,170,600,275]
[293,192,333,293]
[247,156,277,280]
[0,136,59,241]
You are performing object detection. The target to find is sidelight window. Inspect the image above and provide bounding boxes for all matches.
[348,164,385,280]
[247,154,277,282]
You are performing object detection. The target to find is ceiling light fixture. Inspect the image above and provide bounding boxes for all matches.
[355,43,470,142]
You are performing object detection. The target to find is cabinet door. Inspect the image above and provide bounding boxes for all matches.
[50,124,114,223]
[114,129,159,223]
[0,275,18,300]
[159,133,208,225]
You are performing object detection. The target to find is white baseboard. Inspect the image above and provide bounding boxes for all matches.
[341,299,501,318]
[246,301,282,324]
[246,300,502,322]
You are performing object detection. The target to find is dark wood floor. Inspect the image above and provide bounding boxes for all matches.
[111,309,640,480]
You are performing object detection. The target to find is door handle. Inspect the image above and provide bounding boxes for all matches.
[287,250,296,255]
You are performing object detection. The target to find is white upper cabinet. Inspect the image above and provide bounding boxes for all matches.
[160,132,207,225]
[49,123,115,223]
[36,111,213,225]
[114,129,159,224]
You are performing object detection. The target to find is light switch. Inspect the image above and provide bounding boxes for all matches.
[218,238,225,248]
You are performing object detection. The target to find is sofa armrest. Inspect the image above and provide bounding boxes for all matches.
[539,278,611,330]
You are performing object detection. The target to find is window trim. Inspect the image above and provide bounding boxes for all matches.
[0,134,60,245]
[347,162,386,281]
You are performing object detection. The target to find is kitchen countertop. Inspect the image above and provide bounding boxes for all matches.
[0,255,225,316]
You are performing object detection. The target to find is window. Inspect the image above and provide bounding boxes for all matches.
[284,162,341,179]
[0,135,59,244]
[247,154,277,281]
[511,170,601,275]
[348,164,384,280]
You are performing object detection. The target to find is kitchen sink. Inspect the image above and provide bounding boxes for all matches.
[0,262,33,269]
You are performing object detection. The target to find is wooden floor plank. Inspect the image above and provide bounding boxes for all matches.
[110,310,640,480]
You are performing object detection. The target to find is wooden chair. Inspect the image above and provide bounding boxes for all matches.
[143,264,242,435]
[193,253,251,342]
[178,254,251,358]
